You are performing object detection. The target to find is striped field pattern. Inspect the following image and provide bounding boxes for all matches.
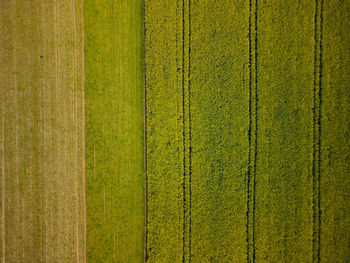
[145,0,350,262]
[0,0,349,262]
[1,0,144,262]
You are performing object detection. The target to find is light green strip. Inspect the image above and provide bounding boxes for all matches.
[84,0,144,261]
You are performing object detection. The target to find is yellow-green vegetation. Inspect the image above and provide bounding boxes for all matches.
[144,0,185,261]
[145,0,249,261]
[84,0,144,262]
[0,0,85,261]
[145,0,350,262]
[189,1,249,261]
[321,0,350,260]
[1,0,349,262]
[255,0,315,261]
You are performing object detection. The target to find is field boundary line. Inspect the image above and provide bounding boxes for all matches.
[1,93,5,263]
[182,0,186,260]
[71,0,80,261]
[247,0,252,261]
[188,1,192,262]
[81,0,86,261]
[143,0,148,261]
[317,0,323,260]
[247,0,258,261]
[312,0,323,262]
[181,1,192,261]
[253,0,258,262]
[1,3,6,261]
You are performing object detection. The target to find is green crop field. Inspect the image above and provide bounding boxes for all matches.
[145,0,350,262]
[84,0,144,262]
[1,0,349,262]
